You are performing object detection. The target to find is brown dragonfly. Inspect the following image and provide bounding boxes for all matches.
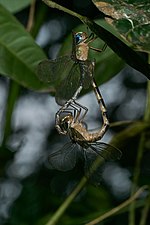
[37,31,106,105]
[49,64,122,184]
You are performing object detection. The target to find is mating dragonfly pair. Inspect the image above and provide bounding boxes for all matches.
[37,31,122,183]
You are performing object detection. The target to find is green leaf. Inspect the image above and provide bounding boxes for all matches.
[0,0,32,13]
[92,0,150,53]
[0,4,48,91]
[84,18,150,79]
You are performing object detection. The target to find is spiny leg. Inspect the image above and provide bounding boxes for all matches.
[68,101,82,122]
[59,99,88,123]
[70,101,88,122]
[86,33,107,52]
[55,100,72,134]
[55,102,75,134]
[89,43,107,52]
[55,82,83,132]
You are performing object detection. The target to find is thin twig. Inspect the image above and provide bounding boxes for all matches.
[26,0,36,32]
[129,134,145,225]
[42,0,84,21]
[129,78,150,225]
[45,177,87,225]
[110,120,134,127]
[85,186,148,225]
[139,187,150,225]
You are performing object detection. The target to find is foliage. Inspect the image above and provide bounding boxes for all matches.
[0,0,150,225]
[92,0,150,53]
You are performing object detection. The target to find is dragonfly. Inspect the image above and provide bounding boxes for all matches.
[37,31,106,105]
[49,69,122,184]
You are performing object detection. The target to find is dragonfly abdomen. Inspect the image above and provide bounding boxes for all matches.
[70,121,109,144]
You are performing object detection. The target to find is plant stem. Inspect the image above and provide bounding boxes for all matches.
[26,0,36,32]
[1,81,20,147]
[139,186,150,225]
[45,177,87,225]
[129,134,145,225]
[42,0,85,21]
[129,68,150,224]
[85,186,148,225]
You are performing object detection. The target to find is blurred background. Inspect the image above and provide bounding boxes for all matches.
[0,0,149,224]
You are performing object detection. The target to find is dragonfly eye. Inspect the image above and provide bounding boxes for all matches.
[75,34,82,44]
[60,120,69,132]
[60,116,73,132]
[75,32,87,44]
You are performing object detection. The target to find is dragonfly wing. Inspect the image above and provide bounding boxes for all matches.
[79,60,93,89]
[37,56,72,84]
[55,63,81,105]
[83,143,122,186]
[83,147,104,186]
[90,142,122,161]
[48,142,78,171]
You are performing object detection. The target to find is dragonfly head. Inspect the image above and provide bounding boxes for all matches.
[59,115,74,133]
[74,32,88,45]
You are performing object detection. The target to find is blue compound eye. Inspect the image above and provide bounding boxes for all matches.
[75,34,81,44]
[75,32,83,44]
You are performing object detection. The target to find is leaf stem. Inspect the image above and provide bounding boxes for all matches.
[1,81,20,147]
[85,186,148,225]
[45,177,87,225]
[42,0,85,21]
[129,53,150,225]
[139,187,150,225]
[26,0,36,32]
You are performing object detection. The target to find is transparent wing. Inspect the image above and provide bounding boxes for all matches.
[48,142,78,171]
[55,63,81,105]
[83,142,122,186]
[90,142,122,161]
[79,60,93,89]
[37,56,72,84]
[83,147,104,186]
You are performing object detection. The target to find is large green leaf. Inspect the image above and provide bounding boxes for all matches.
[0,0,32,13]
[0,4,49,91]
[92,0,150,53]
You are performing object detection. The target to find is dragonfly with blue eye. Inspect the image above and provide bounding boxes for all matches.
[48,63,122,184]
[37,31,107,106]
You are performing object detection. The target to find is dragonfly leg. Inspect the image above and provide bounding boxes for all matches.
[70,101,88,122]
[89,43,107,53]
[55,98,81,134]
[71,85,83,101]
[69,101,82,122]
[86,33,97,44]
[86,33,107,53]
[55,100,71,134]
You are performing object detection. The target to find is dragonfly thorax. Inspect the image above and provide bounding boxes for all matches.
[76,44,89,61]
[69,122,90,144]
